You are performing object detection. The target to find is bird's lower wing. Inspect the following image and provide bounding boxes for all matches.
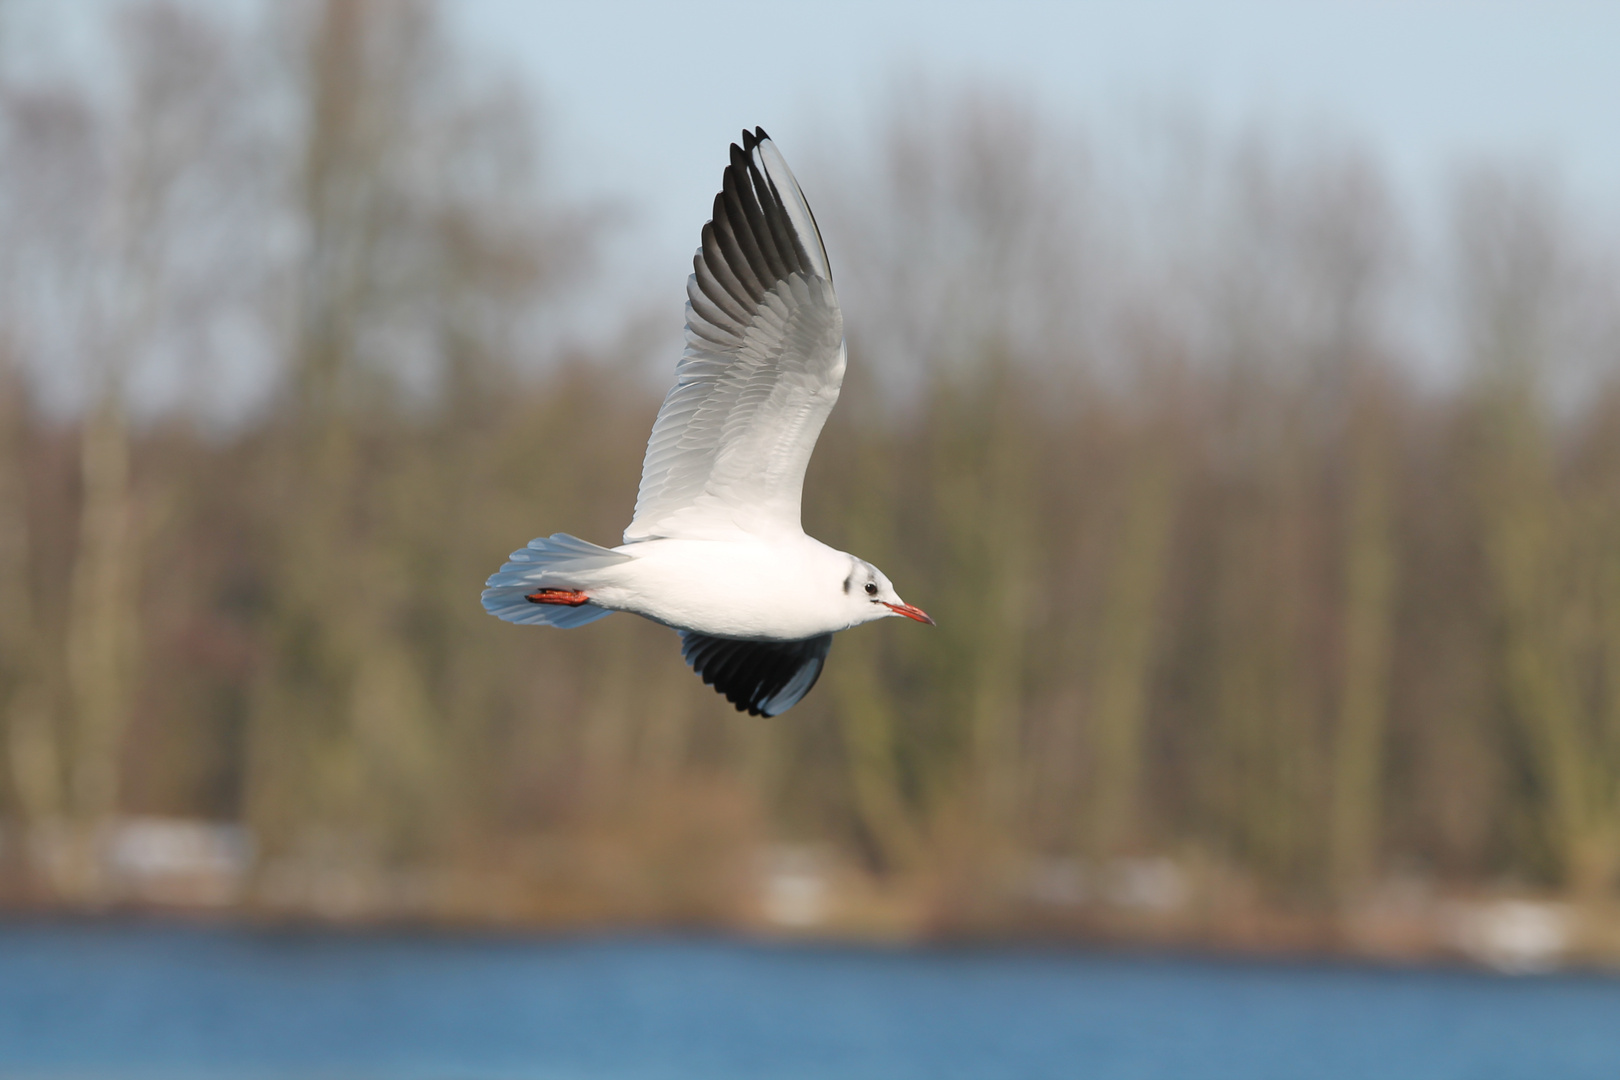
[679,631,833,716]
[625,128,845,544]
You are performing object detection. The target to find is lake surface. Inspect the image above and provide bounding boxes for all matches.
[2,921,1618,1079]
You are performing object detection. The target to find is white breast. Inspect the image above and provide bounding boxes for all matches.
[585,536,850,640]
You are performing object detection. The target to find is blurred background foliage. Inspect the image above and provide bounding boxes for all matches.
[2,0,1620,942]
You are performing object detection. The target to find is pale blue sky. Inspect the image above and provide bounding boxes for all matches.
[16,2,1618,296]
[457,1,1620,295]
[9,0,1616,393]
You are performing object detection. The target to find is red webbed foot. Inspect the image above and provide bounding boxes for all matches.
[524,589,590,606]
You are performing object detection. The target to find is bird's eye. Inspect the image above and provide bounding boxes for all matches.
[865,582,878,596]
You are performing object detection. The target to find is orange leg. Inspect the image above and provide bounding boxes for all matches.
[525,588,590,606]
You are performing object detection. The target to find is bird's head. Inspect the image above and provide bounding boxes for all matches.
[842,558,933,628]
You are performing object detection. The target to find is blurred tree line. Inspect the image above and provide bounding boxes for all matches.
[2,0,1619,925]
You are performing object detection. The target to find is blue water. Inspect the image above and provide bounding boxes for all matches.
[2,922,1619,1079]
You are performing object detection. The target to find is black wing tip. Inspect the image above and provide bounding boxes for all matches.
[680,632,830,717]
[695,125,821,322]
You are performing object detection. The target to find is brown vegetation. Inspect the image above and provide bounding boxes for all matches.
[1,1,1619,962]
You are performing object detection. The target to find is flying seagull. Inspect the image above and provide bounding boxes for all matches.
[482,127,931,716]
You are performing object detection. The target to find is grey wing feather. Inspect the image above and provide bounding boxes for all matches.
[625,128,845,543]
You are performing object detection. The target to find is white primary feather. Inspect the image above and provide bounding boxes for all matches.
[624,129,845,544]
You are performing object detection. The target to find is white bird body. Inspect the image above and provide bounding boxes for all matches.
[584,536,869,641]
[483,128,930,716]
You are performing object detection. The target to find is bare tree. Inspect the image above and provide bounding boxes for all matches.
[1459,168,1620,898]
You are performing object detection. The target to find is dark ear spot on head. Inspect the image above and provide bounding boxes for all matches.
[842,573,852,595]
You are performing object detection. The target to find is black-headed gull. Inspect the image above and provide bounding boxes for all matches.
[483,128,932,716]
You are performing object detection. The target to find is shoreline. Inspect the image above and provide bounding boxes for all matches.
[1,884,1612,978]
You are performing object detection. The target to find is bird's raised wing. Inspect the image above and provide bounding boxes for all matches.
[624,128,845,544]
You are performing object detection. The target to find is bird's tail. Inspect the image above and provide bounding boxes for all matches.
[481,533,630,628]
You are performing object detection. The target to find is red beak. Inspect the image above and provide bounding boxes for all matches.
[882,601,935,626]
